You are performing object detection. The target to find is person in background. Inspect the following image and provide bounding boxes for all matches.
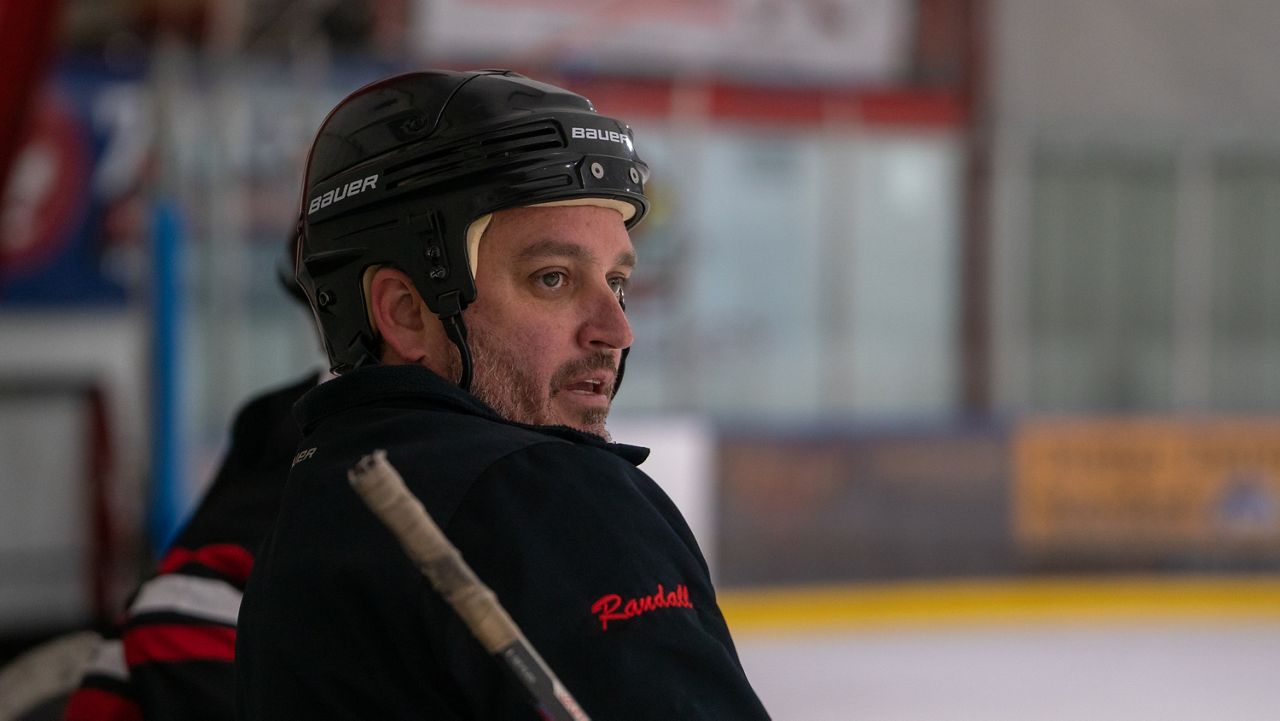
[63,253,321,721]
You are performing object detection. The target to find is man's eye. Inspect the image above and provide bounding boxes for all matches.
[538,271,565,288]
[609,277,628,302]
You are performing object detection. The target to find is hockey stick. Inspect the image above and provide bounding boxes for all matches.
[0,631,100,721]
[348,450,590,721]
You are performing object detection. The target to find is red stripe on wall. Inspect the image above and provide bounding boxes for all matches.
[554,75,966,128]
[124,624,237,665]
[709,84,826,125]
[157,543,254,584]
[63,687,143,721]
[565,76,675,119]
[855,89,967,128]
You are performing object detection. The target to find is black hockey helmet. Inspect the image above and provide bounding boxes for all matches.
[295,69,649,384]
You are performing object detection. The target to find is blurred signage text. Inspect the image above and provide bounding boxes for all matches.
[417,0,912,83]
[1014,419,1280,563]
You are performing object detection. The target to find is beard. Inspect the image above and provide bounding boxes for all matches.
[454,323,616,440]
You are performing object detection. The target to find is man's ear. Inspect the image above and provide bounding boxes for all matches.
[367,267,434,365]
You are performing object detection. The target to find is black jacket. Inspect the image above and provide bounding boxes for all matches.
[235,364,769,720]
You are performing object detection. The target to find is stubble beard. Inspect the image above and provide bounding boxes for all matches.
[456,323,615,440]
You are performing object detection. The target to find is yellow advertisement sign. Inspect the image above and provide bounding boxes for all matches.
[1014,418,1280,556]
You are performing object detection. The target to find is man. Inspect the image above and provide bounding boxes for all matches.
[235,69,769,719]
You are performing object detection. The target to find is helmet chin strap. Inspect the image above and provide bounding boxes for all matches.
[611,346,629,399]
[610,295,629,398]
[441,314,473,392]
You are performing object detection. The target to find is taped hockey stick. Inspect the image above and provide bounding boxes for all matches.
[0,630,100,721]
[348,450,590,721]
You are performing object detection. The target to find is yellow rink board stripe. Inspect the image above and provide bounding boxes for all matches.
[717,576,1280,634]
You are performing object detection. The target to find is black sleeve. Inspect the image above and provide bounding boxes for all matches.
[176,372,315,552]
[433,441,771,721]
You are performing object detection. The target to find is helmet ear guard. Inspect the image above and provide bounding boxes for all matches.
[295,69,649,384]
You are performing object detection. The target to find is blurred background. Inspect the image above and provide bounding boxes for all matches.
[1,0,1278,718]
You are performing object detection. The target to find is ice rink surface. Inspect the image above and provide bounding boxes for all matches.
[736,621,1280,720]
[720,577,1280,721]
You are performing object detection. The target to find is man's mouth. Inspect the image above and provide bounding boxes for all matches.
[551,353,620,405]
[563,376,611,396]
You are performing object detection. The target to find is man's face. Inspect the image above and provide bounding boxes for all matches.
[463,204,636,439]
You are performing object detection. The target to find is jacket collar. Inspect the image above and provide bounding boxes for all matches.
[295,363,649,465]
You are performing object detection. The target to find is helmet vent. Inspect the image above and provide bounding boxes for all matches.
[383,121,564,192]
[330,216,398,243]
[477,125,563,162]
[508,175,574,193]
[476,123,561,150]
[303,247,367,275]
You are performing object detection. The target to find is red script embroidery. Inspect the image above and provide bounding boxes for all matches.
[591,583,694,631]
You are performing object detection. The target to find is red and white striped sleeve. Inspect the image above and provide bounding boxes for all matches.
[65,543,253,721]
[63,633,140,721]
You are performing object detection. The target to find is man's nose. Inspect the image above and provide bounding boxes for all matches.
[579,282,633,351]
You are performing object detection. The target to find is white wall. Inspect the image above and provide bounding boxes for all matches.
[996,0,1280,136]
[990,0,1280,413]
[0,311,148,626]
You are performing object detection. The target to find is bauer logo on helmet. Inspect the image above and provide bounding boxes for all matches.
[308,173,380,215]
[570,126,633,151]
